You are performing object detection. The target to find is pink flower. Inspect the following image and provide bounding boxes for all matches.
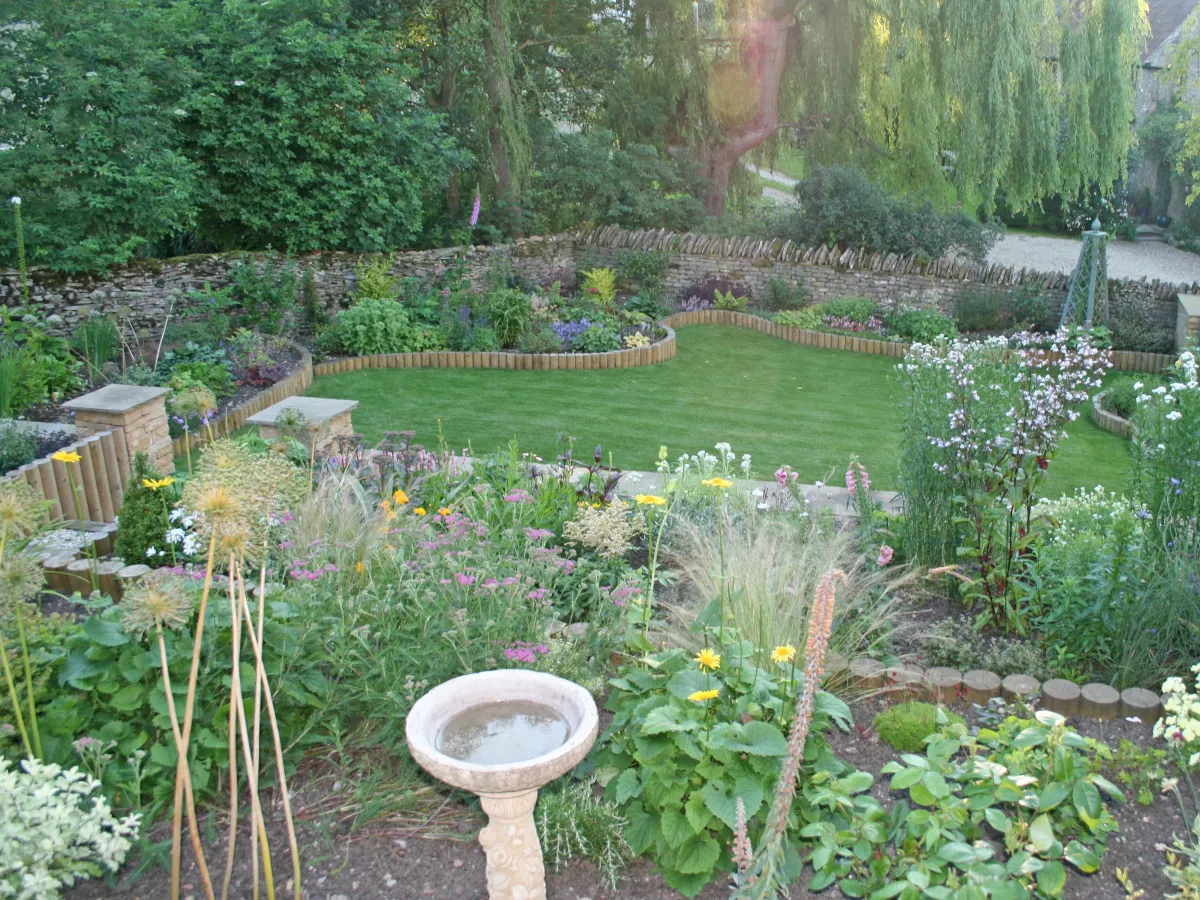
[455,572,477,587]
[877,544,894,566]
[774,467,789,488]
[524,528,554,541]
[503,489,533,504]
[469,189,481,228]
[846,461,870,497]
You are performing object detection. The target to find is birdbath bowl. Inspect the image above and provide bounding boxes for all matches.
[406,670,599,900]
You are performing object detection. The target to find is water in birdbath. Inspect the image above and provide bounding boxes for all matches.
[436,700,571,765]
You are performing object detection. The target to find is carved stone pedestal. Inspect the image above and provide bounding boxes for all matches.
[478,791,546,900]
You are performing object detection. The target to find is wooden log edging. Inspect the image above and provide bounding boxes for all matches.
[1,430,130,525]
[310,326,678,378]
[660,309,1178,372]
[1090,391,1134,439]
[856,657,1164,728]
[171,341,315,457]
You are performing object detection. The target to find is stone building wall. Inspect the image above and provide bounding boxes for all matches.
[0,226,1192,345]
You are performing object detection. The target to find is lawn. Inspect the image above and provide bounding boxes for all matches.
[306,324,1133,495]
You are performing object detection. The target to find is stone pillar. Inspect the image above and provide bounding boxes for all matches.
[1177,294,1200,353]
[477,790,546,900]
[64,385,174,476]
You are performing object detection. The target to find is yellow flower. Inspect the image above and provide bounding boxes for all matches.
[52,450,81,464]
[393,489,409,505]
[355,561,365,574]
[142,477,175,491]
[688,689,720,702]
[702,477,734,489]
[771,644,797,664]
[591,502,601,509]
[694,648,721,671]
[414,507,427,516]
[635,494,667,506]
[658,445,668,461]
[438,507,451,516]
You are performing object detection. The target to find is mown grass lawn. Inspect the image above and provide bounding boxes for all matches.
[307,324,1133,495]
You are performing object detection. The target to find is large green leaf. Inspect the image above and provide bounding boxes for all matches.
[1036,860,1067,896]
[641,705,696,735]
[1037,782,1070,812]
[685,790,711,834]
[1073,780,1102,825]
[1028,813,1055,853]
[624,802,659,855]
[1064,840,1101,873]
[701,777,765,830]
[615,767,644,804]
[889,767,925,791]
[667,669,709,701]
[936,841,978,868]
[59,650,103,687]
[725,721,788,757]
[660,805,691,849]
[108,684,147,712]
[675,833,720,875]
[83,615,130,647]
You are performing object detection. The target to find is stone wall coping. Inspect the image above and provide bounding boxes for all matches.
[1181,294,1200,316]
[247,396,358,426]
[63,384,169,414]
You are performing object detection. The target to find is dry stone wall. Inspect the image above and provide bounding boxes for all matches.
[0,225,1193,345]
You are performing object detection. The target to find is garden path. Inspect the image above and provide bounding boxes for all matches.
[988,231,1200,283]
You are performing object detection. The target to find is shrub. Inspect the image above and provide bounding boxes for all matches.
[1102,375,1143,418]
[572,325,621,353]
[334,298,439,356]
[226,259,299,335]
[114,454,176,564]
[467,326,500,352]
[887,307,957,342]
[1110,282,1174,354]
[520,326,565,354]
[72,316,121,383]
[0,422,38,476]
[623,292,671,321]
[680,275,750,307]
[486,289,532,348]
[580,268,617,308]
[954,289,1010,332]
[821,296,877,324]
[784,166,999,263]
[536,781,631,890]
[874,702,965,753]
[1010,285,1060,331]
[171,360,236,399]
[615,250,670,292]
[712,289,748,311]
[759,274,808,311]
[917,618,1052,680]
[772,307,823,329]
[352,256,400,302]
[0,757,140,899]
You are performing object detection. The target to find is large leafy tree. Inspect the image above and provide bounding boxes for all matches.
[618,0,1148,215]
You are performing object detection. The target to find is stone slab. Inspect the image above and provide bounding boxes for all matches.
[63,384,168,414]
[247,396,359,427]
[1179,293,1200,318]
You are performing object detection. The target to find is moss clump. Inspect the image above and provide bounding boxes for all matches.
[874,702,965,753]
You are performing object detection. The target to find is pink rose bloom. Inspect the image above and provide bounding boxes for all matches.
[877,544,894,566]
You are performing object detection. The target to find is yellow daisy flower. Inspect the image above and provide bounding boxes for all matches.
[414,507,427,516]
[52,450,81,464]
[634,494,667,506]
[694,648,721,671]
[437,507,451,516]
[393,489,409,505]
[702,477,734,489]
[142,477,176,491]
[688,689,720,702]
[771,644,797,664]
[355,561,365,574]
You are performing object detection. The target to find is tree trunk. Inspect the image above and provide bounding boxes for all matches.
[483,0,520,230]
[701,14,795,217]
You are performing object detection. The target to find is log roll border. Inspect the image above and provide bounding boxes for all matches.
[660,309,1179,373]
[1090,391,1134,439]
[0,430,130,525]
[842,656,1165,728]
[310,326,678,377]
[171,342,314,457]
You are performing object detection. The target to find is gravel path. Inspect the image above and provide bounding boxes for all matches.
[988,232,1200,284]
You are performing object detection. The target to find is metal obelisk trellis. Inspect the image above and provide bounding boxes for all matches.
[1058,218,1110,329]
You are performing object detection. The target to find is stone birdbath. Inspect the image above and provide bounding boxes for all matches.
[406,670,599,900]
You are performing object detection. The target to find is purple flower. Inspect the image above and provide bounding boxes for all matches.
[524,527,555,541]
[455,572,476,586]
[469,189,481,228]
[503,489,533,504]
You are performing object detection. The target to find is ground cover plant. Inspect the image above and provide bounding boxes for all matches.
[308,325,1130,496]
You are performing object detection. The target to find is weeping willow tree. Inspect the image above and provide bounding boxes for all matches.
[624,0,1148,215]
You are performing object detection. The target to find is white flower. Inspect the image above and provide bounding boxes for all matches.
[9,196,18,205]
[85,71,97,78]
[233,80,246,86]
[145,547,157,558]
[1166,411,1183,421]
[174,108,187,116]
[1133,382,1143,390]
[1154,385,1168,395]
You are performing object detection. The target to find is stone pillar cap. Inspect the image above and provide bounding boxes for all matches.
[63,384,169,414]
[247,396,358,427]
[1179,294,1200,316]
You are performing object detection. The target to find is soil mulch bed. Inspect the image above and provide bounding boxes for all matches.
[67,695,1185,900]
